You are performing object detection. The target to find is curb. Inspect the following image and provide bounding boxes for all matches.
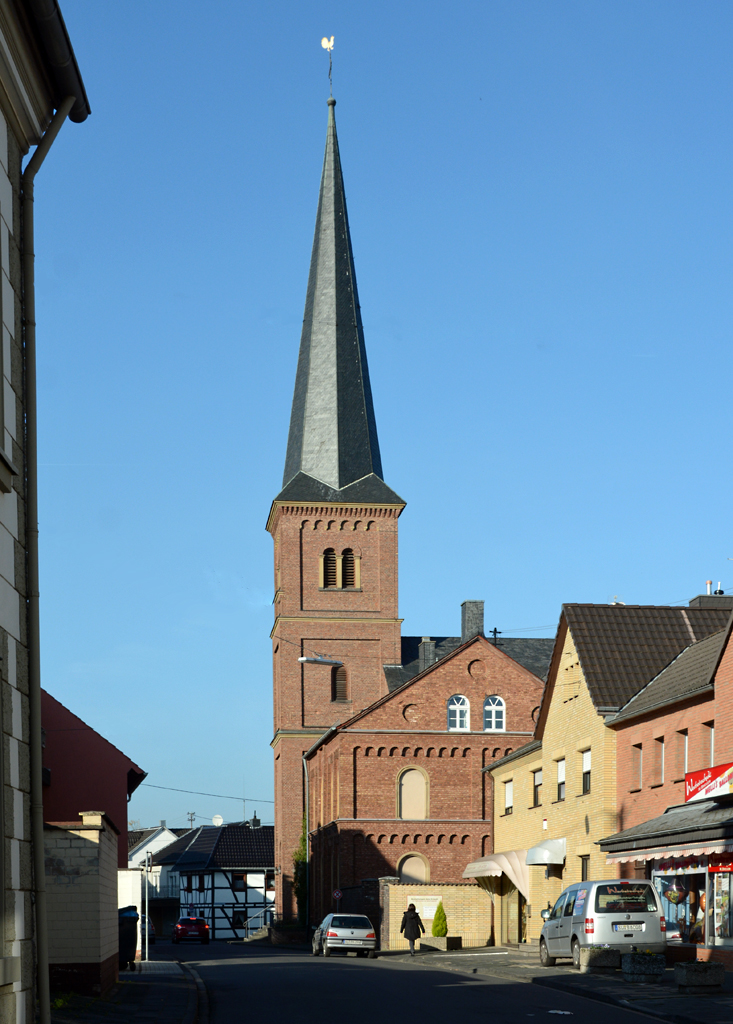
[179,964,208,1024]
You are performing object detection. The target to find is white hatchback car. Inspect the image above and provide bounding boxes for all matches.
[312,913,377,958]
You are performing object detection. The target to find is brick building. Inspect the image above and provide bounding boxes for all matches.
[599,598,733,963]
[268,97,553,923]
[306,621,548,926]
[481,600,730,945]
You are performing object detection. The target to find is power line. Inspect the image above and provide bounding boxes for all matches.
[141,783,274,804]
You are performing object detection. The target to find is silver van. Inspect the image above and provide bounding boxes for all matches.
[539,879,667,968]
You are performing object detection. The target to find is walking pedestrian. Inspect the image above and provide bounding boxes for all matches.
[400,903,425,956]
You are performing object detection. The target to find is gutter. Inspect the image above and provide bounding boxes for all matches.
[23,95,75,1024]
[302,726,338,929]
[25,0,90,123]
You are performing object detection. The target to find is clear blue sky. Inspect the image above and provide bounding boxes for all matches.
[35,1,733,830]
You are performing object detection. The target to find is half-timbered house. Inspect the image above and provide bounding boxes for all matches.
[152,822,275,938]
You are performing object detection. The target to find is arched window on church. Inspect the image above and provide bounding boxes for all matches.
[484,695,506,732]
[398,768,427,819]
[342,549,355,587]
[332,666,348,702]
[447,694,470,732]
[323,548,337,588]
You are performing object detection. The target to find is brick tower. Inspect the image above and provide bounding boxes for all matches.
[268,97,405,920]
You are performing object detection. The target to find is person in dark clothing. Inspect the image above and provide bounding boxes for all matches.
[400,903,425,956]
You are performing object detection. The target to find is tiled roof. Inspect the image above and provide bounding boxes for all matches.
[387,635,554,692]
[152,824,274,871]
[211,825,274,868]
[599,799,733,853]
[128,828,156,851]
[610,628,727,725]
[564,604,731,711]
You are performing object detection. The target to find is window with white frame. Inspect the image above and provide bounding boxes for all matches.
[504,779,513,815]
[447,694,470,731]
[556,759,565,801]
[483,695,505,732]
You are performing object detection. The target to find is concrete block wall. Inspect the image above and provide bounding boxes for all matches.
[45,815,119,995]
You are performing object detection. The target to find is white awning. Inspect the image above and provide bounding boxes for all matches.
[526,837,567,866]
[462,848,529,900]
[606,841,733,864]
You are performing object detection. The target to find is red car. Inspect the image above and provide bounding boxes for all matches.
[172,916,210,944]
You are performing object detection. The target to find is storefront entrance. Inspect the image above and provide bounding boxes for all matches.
[499,877,528,944]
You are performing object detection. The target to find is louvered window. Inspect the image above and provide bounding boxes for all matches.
[323,549,337,588]
[332,666,348,701]
[342,549,355,587]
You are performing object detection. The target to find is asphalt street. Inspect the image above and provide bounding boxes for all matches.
[168,942,658,1024]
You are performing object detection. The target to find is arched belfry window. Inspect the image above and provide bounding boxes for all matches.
[332,666,348,702]
[484,696,506,732]
[447,695,470,732]
[323,549,337,588]
[342,549,355,588]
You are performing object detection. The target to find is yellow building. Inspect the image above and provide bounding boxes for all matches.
[464,600,732,945]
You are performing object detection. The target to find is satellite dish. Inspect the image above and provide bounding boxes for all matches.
[212,815,223,827]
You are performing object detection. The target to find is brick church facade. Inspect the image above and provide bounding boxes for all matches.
[268,96,552,922]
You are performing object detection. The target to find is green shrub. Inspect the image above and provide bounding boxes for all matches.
[432,901,448,937]
[292,816,307,926]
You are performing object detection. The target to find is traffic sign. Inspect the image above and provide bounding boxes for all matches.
[333,889,342,900]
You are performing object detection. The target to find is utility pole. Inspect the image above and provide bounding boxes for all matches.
[187,811,196,828]
[489,627,502,646]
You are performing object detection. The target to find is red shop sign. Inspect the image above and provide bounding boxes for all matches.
[685,762,733,802]
[708,863,733,873]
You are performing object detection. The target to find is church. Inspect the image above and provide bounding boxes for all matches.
[267,96,553,923]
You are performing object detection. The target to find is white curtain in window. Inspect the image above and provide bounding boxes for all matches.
[582,749,591,772]
[534,769,543,786]
[504,780,513,810]
[557,759,565,783]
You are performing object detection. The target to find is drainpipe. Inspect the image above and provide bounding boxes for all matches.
[302,726,338,932]
[23,96,75,1024]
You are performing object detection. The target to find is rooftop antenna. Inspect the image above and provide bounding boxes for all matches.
[321,35,334,96]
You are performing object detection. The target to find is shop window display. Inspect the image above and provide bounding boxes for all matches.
[710,858,733,942]
[653,861,706,944]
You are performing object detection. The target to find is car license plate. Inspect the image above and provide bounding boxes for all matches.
[344,940,360,944]
[614,923,643,931]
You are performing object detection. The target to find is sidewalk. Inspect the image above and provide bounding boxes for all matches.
[50,960,200,1024]
[385,945,733,1024]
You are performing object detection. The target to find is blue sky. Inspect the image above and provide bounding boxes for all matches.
[35,1,733,829]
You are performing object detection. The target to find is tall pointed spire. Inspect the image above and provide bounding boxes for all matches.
[276,98,403,505]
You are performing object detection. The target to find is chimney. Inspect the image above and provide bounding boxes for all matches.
[251,813,260,829]
[419,637,436,672]
[461,600,484,642]
[160,820,166,828]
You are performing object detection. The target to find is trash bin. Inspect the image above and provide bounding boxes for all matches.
[118,906,139,972]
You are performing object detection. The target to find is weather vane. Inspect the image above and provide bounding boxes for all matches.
[321,35,334,95]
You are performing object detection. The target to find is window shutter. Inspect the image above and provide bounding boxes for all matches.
[557,759,565,784]
[505,780,513,810]
[342,550,355,587]
[534,769,543,786]
[333,666,347,701]
[582,750,591,772]
[323,549,337,587]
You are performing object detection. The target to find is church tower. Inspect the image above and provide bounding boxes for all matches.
[268,97,405,919]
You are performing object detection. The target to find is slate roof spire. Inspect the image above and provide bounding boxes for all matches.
[276,98,404,506]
